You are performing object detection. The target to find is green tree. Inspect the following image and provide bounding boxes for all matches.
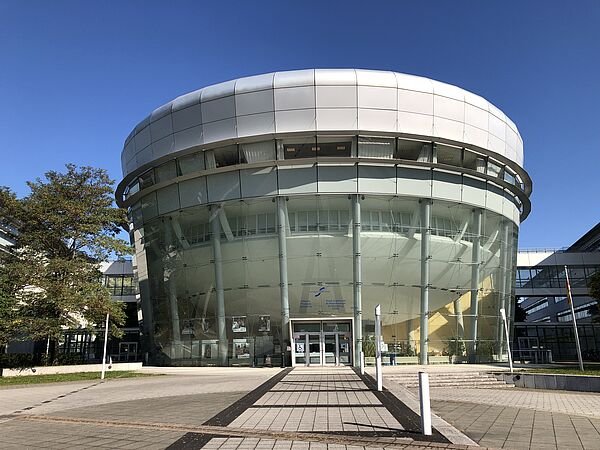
[0,165,131,354]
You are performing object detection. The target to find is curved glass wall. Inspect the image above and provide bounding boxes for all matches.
[133,193,518,366]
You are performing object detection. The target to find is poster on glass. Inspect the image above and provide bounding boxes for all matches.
[232,316,247,333]
[258,315,270,332]
[234,339,251,359]
[202,340,218,360]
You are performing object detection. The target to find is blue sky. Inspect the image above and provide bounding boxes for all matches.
[1,1,599,248]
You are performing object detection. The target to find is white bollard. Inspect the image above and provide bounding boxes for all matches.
[418,371,432,435]
[375,304,382,391]
[360,350,365,375]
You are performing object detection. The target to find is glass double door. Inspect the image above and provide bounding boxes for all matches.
[292,321,352,366]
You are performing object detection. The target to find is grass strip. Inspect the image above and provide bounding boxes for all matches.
[0,370,156,385]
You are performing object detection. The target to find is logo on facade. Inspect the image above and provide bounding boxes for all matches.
[314,287,326,297]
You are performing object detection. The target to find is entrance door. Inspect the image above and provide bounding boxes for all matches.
[291,320,352,367]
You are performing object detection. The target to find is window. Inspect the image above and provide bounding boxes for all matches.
[213,145,240,167]
[138,170,155,190]
[435,144,463,167]
[397,139,429,161]
[240,141,276,163]
[104,275,137,296]
[155,161,177,184]
[178,153,205,175]
[278,137,317,159]
[316,136,354,157]
[524,300,548,315]
[358,136,395,159]
[487,160,503,178]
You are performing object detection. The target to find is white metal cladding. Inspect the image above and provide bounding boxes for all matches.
[121,69,525,177]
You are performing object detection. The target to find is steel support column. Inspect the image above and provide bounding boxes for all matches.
[419,199,432,365]
[496,221,510,355]
[276,197,290,367]
[211,209,227,366]
[352,195,362,367]
[469,208,483,361]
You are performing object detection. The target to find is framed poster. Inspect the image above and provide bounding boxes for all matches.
[202,340,218,359]
[234,339,250,359]
[258,315,271,332]
[232,316,247,333]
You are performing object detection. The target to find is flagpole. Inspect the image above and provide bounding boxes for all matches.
[101,313,110,380]
[564,266,584,372]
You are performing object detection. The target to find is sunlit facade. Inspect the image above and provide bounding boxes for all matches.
[116,69,531,366]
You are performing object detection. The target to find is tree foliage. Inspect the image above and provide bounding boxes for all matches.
[0,165,131,347]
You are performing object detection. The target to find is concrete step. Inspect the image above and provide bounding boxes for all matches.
[387,372,514,388]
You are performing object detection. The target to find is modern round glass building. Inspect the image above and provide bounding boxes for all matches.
[116,69,531,367]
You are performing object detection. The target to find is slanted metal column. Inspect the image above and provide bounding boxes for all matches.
[496,221,510,355]
[453,297,464,341]
[419,199,432,365]
[352,195,362,367]
[164,220,181,358]
[469,208,483,360]
[276,197,290,367]
[211,209,227,366]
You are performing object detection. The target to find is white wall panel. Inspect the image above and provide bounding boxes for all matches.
[395,72,433,93]
[136,146,153,167]
[172,104,202,132]
[433,117,464,142]
[316,86,357,108]
[200,80,236,102]
[235,73,274,93]
[152,135,174,159]
[207,171,241,202]
[464,91,488,110]
[432,170,462,202]
[462,176,486,208]
[433,82,465,101]
[358,165,396,194]
[150,115,173,141]
[236,112,275,137]
[398,89,433,115]
[235,90,274,116]
[488,114,506,140]
[502,195,515,221]
[172,90,201,112]
[464,124,488,149]
[486,183,504,215]
[356,69,396,87]
[273,69,314,88]
[240,167,278,197]
[315,68,356,85]
[358,86,396,110]
[201,96,236,123]
[465,104,488,131]
[358,109,397,132]
[179,177,208,208]
[277,165,317,194]
[134,126,151,152]
[203,118,237,143]
[396,166,431,197]
[317,165,357,193]
[434,95,464,122]
[173,125,203,152]
[274,86,315,110]
[274,109,316,133]
[398,111,433,136]
[316,108,357,130]
[488,133,506,156]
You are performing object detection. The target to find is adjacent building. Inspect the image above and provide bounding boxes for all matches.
[515,222,600,362]
[116,69,532,367]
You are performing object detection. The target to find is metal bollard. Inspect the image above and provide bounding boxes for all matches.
[360,350,365,375]
[418,371,432,435]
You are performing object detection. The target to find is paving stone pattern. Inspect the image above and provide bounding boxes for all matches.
[229,369,402,433]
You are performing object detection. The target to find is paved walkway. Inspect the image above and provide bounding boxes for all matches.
[379,367,600,450]
[0,366,483,450]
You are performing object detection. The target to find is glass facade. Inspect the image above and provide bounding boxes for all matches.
[133,192,518,366]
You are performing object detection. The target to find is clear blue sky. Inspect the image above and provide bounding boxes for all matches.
[1,1,599,248]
